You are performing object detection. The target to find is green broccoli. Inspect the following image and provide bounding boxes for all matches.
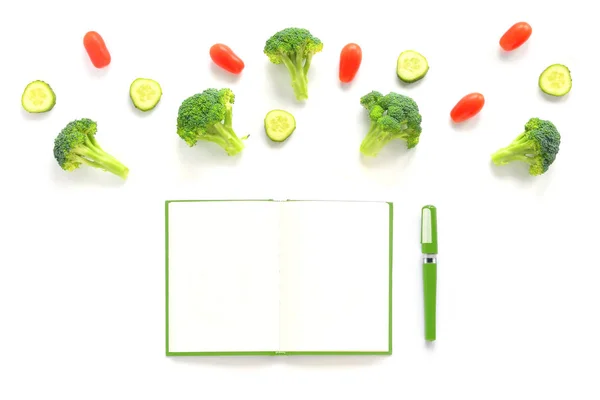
[53,118,129,179]
[491,118,561,176]
[359,90,423,157]
[264,27,323,101]
[176,88,246,156]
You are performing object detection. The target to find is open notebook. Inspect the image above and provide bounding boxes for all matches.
[165,199,393,356]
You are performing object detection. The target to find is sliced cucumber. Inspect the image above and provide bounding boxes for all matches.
[539,64,572,96]
[264,109,296,142]
[21,80,56,113]
[396,50,429,83]
[129,78,162,111]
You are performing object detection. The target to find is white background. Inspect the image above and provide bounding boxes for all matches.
[1,0,598,398]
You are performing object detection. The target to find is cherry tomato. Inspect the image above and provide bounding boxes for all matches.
[210,44,245,74]
[499,22,532,51]
[83,31,111,68]
[339,43,362,83]
[450,93,485,123]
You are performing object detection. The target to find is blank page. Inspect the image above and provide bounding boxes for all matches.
[167,201,280,353]
[279,201,391,353]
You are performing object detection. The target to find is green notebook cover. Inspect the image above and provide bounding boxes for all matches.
[165,199,393,356]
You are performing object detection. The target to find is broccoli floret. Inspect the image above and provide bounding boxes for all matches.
[359,91,423,156]
[264,27,323,101]
[491,118,561,176]
[176,88,246,156]
[53,118,129,179]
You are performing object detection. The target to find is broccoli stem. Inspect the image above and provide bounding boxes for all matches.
[206,123,245,156]
[491,151,535,165]
[360,124,394,157]
[281,53,308,101]
[224,105,233,128]
[75,145,129,179]
[291,73,308,101]
[491,133,537,165]
[303,53,313,76]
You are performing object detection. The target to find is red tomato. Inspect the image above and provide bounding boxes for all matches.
[339,43,362,83]
[83,31,111,68]
[499,22,532,51]
[210,44,245,74]
[450,93,485,123]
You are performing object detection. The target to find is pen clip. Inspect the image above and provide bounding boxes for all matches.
[421,205,438,255]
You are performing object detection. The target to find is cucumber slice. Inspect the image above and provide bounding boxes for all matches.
[539,64,572,96]
[21,80,56,113]
[129,78,162,111]
[396,50,429,83]
[264,109,296,142]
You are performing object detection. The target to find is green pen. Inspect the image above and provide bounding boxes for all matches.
[421,205,438,341]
